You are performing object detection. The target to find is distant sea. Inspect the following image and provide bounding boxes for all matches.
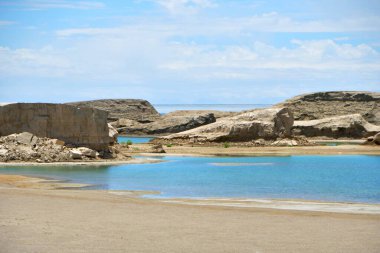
[153,104,272,114]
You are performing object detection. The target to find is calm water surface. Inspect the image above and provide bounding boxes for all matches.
[0,155,379,203]
[118,136,152,144]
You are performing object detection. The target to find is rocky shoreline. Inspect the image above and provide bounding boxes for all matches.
[0,91,379,164]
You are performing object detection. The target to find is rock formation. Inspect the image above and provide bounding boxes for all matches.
[365,132,380,145]
[67,99,160,122]
[115,111,216,135]
[275,91,380,125]
[157,107,293,142]
[292,114,380,138]
[0,103,114,151]
[0,132,126,163]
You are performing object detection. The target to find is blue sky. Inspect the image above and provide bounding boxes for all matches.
[0,0,379,104]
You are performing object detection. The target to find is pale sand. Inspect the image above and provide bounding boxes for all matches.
[0,175,380,252]
[136,144,380,156]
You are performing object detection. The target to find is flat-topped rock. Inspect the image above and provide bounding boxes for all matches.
[116,111,216,135]
[275,91,380,125]
[158,107,293,142]
[292,114,380,138]
[0,103,114,150]
[67,99,160,122]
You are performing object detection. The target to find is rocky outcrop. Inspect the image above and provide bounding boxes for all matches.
[67,99,160,122]
[0,103,114,151]
[292,114,380,138]
[0,132,126,163]
[0,132,76,162]
[115,111,216,135]
[157,107,293,142]
[275,91,380,125]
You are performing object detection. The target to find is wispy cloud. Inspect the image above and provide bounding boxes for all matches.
[155,0,216,14]
[0,0,105,10]
[0,20,15,26]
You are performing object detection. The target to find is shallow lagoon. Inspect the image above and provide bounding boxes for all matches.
[118,136,152,144]
[0,155,379,203]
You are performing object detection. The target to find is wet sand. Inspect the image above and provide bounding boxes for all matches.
[0,175,380,253]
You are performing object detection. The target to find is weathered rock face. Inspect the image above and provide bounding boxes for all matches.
[0,103,113,151]
[292,114,380,138]
[116,111,216,135]
[275,91,380,125]
[158,107,293,142]
[67,99,160,122]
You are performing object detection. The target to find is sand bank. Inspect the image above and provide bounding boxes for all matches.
[134,144,380,156]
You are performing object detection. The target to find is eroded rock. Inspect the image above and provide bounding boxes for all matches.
[117,112,216,135]
[292,114,380,138]
[157,107,293,143]
[67,99,160,122]
[275,91,380,125]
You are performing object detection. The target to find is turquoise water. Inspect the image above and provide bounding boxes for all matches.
[0,155,379,203]
[153,104,271,114]
[118,136,152,144]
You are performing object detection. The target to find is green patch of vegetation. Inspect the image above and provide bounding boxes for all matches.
[223,142,230,148]
[132,147,140,151]
[166,143,173,147]
[126,140,133,145]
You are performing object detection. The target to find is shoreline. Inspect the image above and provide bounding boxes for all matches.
[0,157,164,166]
[1,174,379,215]
[1,175,379,252]
[130,144,380,156]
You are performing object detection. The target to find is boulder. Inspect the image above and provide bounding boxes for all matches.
[117,112,216,135]
[77,147,97,158]
[0,103,111,151]
[158,107,293,142]
[292,114,380,138]
[70,149,83,159]
[275,91,380,125]
[66,99,160,122]
[375,132,380,145]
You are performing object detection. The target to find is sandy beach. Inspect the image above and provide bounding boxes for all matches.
[0,175,380,253]
[129,143,380,156]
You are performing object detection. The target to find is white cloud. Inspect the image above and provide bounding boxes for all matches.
[1,0,105,10]
[155,0,216,14]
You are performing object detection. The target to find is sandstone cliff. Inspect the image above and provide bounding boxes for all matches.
[0,103,113,150]
[67,99,160,122]
[158,107,293,142]
[275,91,380,125]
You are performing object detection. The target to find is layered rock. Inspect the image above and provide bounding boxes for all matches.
[115,111,216,135]
[275,91,380,125]
[157,107,293,142]
[0,103,113,151]
[67,99,160,122]
[292,114,380,138]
